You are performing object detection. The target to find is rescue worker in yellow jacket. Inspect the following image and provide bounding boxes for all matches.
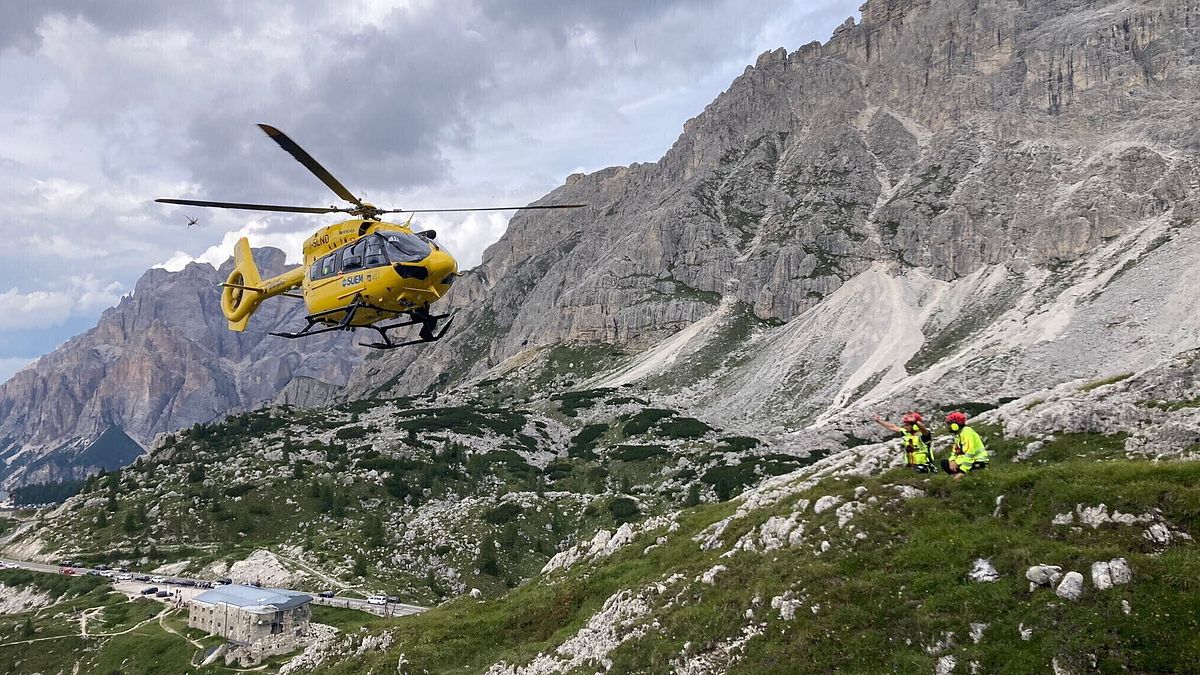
[941,411,989,480]
[873,411,936,473]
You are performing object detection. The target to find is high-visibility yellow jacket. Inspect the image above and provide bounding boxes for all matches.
[952,426,988,471]
[903,427,933,465]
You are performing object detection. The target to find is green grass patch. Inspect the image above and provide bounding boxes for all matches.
[1142,398,1200,411]
[656,417,712,439]
[554,389,613,417]
[622,409,676,436]
[717,436,763,453]
[568,424,608,459]
[0,568,110,598]
[312,604,391,632]
[613,445,669,462]
[1080,372,1135,392]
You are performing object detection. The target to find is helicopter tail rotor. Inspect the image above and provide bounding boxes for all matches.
[221,238,265,331]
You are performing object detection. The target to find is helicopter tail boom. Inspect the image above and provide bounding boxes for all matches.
[220,238,303,331]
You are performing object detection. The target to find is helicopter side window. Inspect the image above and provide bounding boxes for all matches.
[322,254,339,278]
[311,253,339,280]
[364,237,387,269]
[385,233,432,263]
[341,240,367,272]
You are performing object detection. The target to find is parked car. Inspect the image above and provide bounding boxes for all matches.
[100,570,116,578]
[250,581,262,588]
[118,566,130,572]
[95,563,109,571]
[318,590,335,598]
[116,573,133,581]
[367,595,387,605]
[149,576,166,583]
[215,578,233,585]
[141,587,159,595]
[133,574,151,582]
[386,596,400,604]
[155,590,170,598]
[195,581,212,588]
[60,567,75,575]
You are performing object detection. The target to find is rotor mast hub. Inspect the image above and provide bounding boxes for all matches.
[352,202,383,220]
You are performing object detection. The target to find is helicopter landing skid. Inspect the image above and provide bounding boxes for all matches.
[359,311,455,350]
[269,298,386,340]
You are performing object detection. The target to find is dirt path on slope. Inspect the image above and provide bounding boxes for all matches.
[0,606,168,647]
[158,608,203,649]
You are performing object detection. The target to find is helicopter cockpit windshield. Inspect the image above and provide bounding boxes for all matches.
[383,232,432,263]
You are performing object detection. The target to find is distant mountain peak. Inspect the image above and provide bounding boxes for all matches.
[0,247,362,489]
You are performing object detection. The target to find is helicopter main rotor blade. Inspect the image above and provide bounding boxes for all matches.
[155,198,346,214]
[257,124,364,208]
[380,204,589,214]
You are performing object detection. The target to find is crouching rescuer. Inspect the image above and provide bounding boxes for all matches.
[941,411,989,479]
[874,412,936,473]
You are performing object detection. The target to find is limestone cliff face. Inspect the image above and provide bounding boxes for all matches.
[345,0,1200,411]
[0,248,362,488]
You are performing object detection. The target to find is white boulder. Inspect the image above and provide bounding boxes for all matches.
[1055,572,1084,601]
[1078,504,1110,528]
[1051,513,1074,526]
[1026,565,1063,587]
[699,564,727,585]
[968,559,999,583]
[813,495,843,514]
[1108,558,1132,585]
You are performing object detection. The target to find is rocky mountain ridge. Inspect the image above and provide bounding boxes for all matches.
[343,0,1199,439]
[0,248,363,488]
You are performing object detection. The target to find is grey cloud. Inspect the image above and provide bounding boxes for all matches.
[0,0,862,360]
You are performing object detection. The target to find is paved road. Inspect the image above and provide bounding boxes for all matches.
[0,556,425,617]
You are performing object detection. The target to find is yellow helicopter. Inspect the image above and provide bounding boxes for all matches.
[157,124,584,349]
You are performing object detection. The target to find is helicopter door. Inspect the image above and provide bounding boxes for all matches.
[338,240,368,293]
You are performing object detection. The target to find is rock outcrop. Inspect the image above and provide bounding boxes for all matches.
[0,248,362,488]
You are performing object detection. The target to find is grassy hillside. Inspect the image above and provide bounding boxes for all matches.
[8,350,1198,673]
[0,570,211,675]
[297,427,1199,674]
[19,386,810,603]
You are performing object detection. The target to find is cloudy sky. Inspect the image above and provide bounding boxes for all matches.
[0,0,860,383]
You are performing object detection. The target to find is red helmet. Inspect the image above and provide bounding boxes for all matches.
[902,411,923,425]
[946,411,968,426]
